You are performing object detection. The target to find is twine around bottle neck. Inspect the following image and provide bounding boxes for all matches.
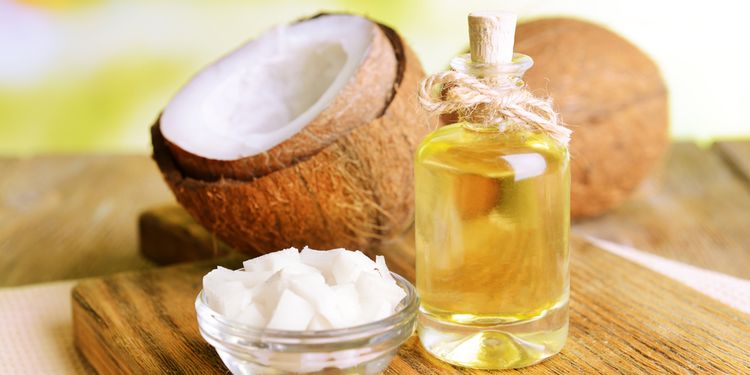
[418,54,572,146]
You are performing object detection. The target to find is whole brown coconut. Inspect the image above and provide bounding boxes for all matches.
[153,15,433,254]
[515,18,669,218]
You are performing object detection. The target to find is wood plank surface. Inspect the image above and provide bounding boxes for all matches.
[139,141,750,281]
[72,236,750,374]
[715,140,750,185]
[574,142,750,279]
[1,142,746,374]
[72,238,750,374]
[139,205,233,265]
[2,142,747,287]
[0,155,173,286]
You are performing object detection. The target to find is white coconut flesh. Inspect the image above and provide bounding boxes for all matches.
[161,15,377,160]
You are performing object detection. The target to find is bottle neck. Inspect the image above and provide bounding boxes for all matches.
[450,53,534,128]
[451,52,533,92]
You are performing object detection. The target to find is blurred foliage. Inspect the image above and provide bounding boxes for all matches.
[0,58,189,152]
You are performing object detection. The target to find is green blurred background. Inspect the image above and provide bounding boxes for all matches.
[1,0,748,155]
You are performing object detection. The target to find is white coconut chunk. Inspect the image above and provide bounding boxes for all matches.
[249,273,285,317]
[286,273,328,304]
[251,265,322,318]
[161,15,377,160]
[267,289,315,330]
[204,267,274,289]
[318,301,347,329]
[238,271,274,288]
[331,250,376,284]
[242,247,300,273]
[351,250,377,267]
[202,267,233,296]
[286,272,329,311]
[203,248,407,332]
[332,349,365,370]
[205,280,251,316]
[299,246,333,268]
[203,266,236,280]
[315,290,347,328]
[331,260,360,285]
[287,276,347,328]
[293,353,328,373]
[277,262,322,279]
[300,247,343,280]
[228,302,266,327]
[307,314,333,331]
[367,301,394,322]
[332,283,363,327]
[375,255,395,282]
[204,266,269,286]
[355,271,406,316]
[203,268,252,310]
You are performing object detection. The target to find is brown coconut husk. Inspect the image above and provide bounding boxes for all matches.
[166,16,398,181]
[153,21,434,254]
[515,18,669,219]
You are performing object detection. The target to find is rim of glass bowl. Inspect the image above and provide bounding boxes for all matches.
[195,270,419,346]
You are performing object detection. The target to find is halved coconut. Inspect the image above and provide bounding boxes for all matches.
[153,14,433,253]
[161,14,399,180]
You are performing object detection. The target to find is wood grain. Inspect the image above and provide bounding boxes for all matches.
[73,258,242,375]
[139,141,750,280]
[715,140,750,185]
[139,205,233,265]
[72,236,750,374]
[0,155,173,286]
[575,142,750,279]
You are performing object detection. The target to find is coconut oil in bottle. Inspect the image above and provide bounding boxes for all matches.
[415,12,570,369]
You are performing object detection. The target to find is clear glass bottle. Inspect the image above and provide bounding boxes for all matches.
[415,53,570,369]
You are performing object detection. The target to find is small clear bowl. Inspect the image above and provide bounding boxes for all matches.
[195,272,418,374]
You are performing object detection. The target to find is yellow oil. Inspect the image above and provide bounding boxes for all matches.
[415,122,570,369]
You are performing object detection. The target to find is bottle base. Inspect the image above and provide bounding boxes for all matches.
[417,303,568,369]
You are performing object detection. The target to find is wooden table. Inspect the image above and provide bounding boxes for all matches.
[3,141,750,286]
[2,141,750,374]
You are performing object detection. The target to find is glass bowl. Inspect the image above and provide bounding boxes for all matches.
[195,272,418,374]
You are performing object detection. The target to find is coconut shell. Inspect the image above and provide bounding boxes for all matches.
[166,16,398,181]
[515,18,669,219]
[152,22,434,254]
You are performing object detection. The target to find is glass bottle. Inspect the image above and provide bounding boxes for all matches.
[415,52,570,369]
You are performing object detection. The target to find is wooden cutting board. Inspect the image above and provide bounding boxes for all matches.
[73,236,750,374]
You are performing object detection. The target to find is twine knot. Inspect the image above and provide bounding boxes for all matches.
[418,70,571,146]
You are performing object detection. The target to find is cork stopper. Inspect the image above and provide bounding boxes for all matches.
[468,11,518,64]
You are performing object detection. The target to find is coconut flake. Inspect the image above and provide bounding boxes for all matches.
[375,255,396,283]
[204,280,251,316]
[307,314,333,331]
[300,247,342,281]
[203,247,405,331]
[267,289,314,330]
[356,270,405,313]
[161,14,376,160]
[229,303,266,327]
[277,262,321,279]
[331,250,376,284]
[243,247,300,273]
[332,283,362,327]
